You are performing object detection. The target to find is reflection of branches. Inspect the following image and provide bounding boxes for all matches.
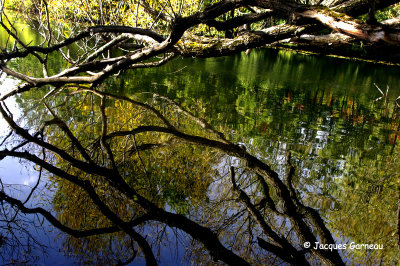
[230,166,310,265]
[153,93,229,143]
[0,184,47,264]
[0,150,158,264]
[132,133,149,178]
[71,88,174,128]
[44,103,94,164]
[0,190,117,238]
[0,86,347,264]
[0,96,248,264]
[100,96,119,172]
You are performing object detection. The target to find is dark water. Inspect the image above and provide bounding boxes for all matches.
[1,21,400,264]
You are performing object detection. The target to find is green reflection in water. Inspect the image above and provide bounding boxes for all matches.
[104,49,400,264]
[9,42,400,264]
[118,49,400,161]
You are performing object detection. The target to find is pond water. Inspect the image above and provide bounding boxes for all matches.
[1,21,400,265]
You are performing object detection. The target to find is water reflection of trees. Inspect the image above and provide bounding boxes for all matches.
[0,86,349,264]
[327,152,400,265]
[2,56,400,263]
[230,80,400,264]
[2,1,400,263]
[0,185,49,264]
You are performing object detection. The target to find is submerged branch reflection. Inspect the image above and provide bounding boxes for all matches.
[0,87,349,265]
